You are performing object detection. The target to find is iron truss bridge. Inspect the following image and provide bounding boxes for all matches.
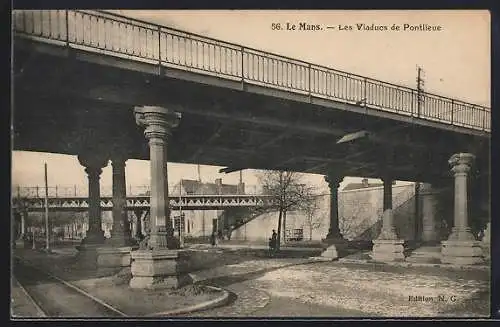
[11,195,276,212]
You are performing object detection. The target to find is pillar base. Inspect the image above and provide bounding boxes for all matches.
[75,243,101,269]
[481,222,490,261]
[106,235,135,248]
[406,246,441,264]
[129,249,192,289]
[481,243,490,262]
[145,230,180,250]
[377,227,398,241]
[15,238,25,249]
[81,230,105,245]
[371,239,405,262]
[323,233,347,244]
[446,227,477,241]
[321,236,348,260]
[441,240,484,265]
[96,246,133,268]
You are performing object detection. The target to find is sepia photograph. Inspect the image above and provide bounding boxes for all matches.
[10,9,492,319]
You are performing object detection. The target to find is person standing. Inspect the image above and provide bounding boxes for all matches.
[211,231,217,247]
[269,229,278,256]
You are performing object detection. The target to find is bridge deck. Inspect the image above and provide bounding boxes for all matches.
[12,10,490,184]
[12,9,490,133]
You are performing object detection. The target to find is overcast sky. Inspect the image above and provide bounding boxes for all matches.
[12,10,490,192]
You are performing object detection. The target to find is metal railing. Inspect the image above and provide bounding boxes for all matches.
[12,9,491,132]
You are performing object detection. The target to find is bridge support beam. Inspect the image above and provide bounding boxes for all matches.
[419,183,440,243]
[371,175,405,262]
[130,105,191,289]
[75,152,108,269]
[441,153,483,265]
[14,211,27,248]
[481,222,491,261]
[134,105,181,250]
[407,183,442,264]
[133,209,145,242]
[110,156,134,245]
[78,153,108,245]
[321,173,348,260]
[97,155,135,269]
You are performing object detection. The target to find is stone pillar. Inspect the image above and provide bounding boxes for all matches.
[134,209,144,241]
[481,222,491,261]
[78,153,108,245]
[109,155,131,246]
[134,106,180,250]
[441,153,483,265]
[420,183,440,243]
[324,174,343,240]
[406,183,442,263]
[75,152,108,268]
[371,175,405,262]
[320,173,348,260]
[96,154,135,268]
[379,176,397,239]
[130,105,191,289]
[20,212,26,239]
[15,211,26,248]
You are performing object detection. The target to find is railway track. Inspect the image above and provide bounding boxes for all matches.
[12,257,127,318]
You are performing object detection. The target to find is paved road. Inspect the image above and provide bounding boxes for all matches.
[184,258,489,318]
[185,259,369,317]
[13,258,123,318]
[251,295,369,317]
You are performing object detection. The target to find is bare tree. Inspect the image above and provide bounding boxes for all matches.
[258,170,316,250]
[338,192,381,240]
[301,194,325,241]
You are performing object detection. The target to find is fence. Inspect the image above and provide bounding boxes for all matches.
[12,184,262,198]
[12,9,490,132]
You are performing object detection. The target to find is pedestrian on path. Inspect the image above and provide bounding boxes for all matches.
[211,231,218,247]
[269,229,278,256]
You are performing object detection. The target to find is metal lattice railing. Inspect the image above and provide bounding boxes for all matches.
[12,9,491,132]
[12,184,262,198]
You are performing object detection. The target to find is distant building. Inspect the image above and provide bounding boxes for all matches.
[342,178,384,191]
[169,178,243,238]
[170,178,245,196]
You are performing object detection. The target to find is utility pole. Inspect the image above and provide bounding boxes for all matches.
[416,65,425,117]
[179,179,184,248]
[238,170,243,194]
[44,163,50,251]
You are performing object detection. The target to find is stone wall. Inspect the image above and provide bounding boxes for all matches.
[230,182,417,242]
[339,183,416,240]
[169,209,221,238]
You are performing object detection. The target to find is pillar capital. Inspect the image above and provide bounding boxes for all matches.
[111,155,127,169]
[78,152,109,171]
[381,173,393,184]
[134,106,182,141]
[324,174,343,189]
[109,146,130,163]
[419,182,440,196]
[449,153,475,175]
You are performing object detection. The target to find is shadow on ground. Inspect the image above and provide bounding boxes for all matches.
[195,261,317,288]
